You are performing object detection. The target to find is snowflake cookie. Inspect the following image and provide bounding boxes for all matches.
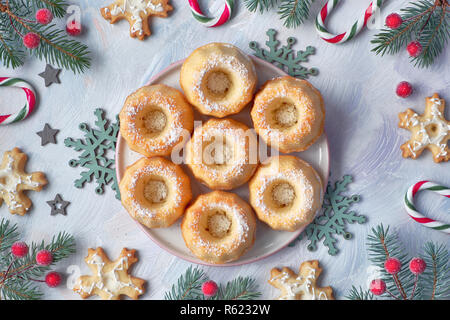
[73,247,146,300]
[0,148,47,215]
[269,260,334,300]
[101,0,173,40]
[398,93,449,163]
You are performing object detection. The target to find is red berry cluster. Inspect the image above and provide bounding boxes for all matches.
[369,257,426,297]
[10,242,62,288]
[385,12,423,59]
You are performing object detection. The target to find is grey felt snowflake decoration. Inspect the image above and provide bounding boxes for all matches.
[64,108,120,200]
[290,175,366,255]
[249,28,318,79]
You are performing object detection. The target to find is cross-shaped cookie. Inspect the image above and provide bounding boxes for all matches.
[269,260,334,300]
[73,247,146,300]
[399,93,449,163]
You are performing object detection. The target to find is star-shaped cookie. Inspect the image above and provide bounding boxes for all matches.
[268,260,334,300]
[398,93,449,163]
[100,0,173,40]
[0,148,47,215]
[47,194,70,216]
[73,247,146,300]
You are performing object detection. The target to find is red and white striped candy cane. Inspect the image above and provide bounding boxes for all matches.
[188,0,234,27]
[315,0,384,44]
[0,77,36,125]
[404,181,450,234]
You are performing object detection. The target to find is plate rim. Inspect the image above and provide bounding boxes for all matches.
[115,55,330,267]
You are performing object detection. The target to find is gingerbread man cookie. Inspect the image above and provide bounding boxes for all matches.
[399,93,449,163]
[269,260,334,300]
[0,148,47,215]
[73,247,146,300]
[101,0,173,40]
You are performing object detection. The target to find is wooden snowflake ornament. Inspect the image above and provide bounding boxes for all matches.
[100,0,173,40]
[0,148,47,215]
[398,93,449,163]
[73,247,146,300]
[269,260,334,300]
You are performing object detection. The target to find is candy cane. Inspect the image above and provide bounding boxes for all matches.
[315,0,384,44]
[404,181,450,234]
[0,77,36,125]
[188,0,234,27]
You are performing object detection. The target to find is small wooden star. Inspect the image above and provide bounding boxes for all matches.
[36,123,59,146]
[47,194,70,216]
[38,64,61,87]
[398,93,449,163]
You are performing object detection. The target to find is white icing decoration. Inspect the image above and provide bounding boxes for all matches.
[271,266,328,300]
[109,0,164,35]
[405,98,450,158]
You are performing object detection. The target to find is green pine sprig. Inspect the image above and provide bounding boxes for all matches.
[244,0,315,28]
[165,266,261,300]
[0,218,76,300]
[347,224,449,300]
[419,242,450,299]
[371,0,449,68]
[0,0,91,73]
[346,285,374,300]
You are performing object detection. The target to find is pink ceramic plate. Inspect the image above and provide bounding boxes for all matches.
[116,56,330,266]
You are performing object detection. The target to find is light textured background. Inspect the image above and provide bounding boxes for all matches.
[0,0,449,300]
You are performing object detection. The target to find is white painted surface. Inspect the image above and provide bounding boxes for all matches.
[0,0,448,300]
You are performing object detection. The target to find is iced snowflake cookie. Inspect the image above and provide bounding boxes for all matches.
[248,155,323,231]
[251,76,325,153]
[181,191,256,264]
[73,247,146,300]
[185,118,258,190]
[180,43,257,118]
[120,84,194,158]
[398,93,449,163]
[0,148,47,215]
[269,260,334,300]
[101,0,173,40]
[119,157,192,228]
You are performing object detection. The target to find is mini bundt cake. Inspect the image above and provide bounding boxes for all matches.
[181,191,256,264]
[120,84,194,157]
[180,43,257,118]
[248,155,323,231]
[251,76,325,153]
[185,118,258,190]
[119,157,192,228]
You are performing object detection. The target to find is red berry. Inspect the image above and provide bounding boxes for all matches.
[23,33,40,49]
[396,81,413,98]
[385,13,403,29]
[202,280,218,297]
[370,279,386,296]
[409,257,426,275]
[45,272,62,288]
[66,21,82,36]
[385,257,402,275]
[407,41,423,57]
[36,8,53,25]
[11,242,29,258]
[36,250,53,266]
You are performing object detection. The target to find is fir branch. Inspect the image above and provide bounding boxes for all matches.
[346,286,374,300]
[371,0,449,68]
[0,0,91,72]
[278,0,313,28]
[244,0,279,13]
[164,266,207,300]
[420,242,450,299]
[215,277,261,300]
[0,219,19,255]
[366,224,416,299]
